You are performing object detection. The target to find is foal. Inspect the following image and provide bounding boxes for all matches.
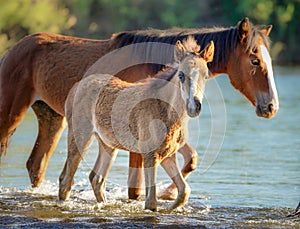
[59,36,214,211]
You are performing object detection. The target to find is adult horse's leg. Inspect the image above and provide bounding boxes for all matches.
[128,143,198,200]
[128,152,143,199]
[27,101,67,187]
[159,143,198,200]
[161,153,191,210]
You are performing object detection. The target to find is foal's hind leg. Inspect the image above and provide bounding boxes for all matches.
[27,101,67,187]
[161,153,191,210]
[89,136,118,203]
[59,127,92,201]
[159,143,198,200]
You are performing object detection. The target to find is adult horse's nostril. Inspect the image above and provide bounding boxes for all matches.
[268,103,274,113]
[194,97,201,113]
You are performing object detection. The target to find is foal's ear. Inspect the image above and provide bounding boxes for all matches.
[260,25,272,36]
[238,17,251,43]
[174,40,185,62]
[200,40,214,63]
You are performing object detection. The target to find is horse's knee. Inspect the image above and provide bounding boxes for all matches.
[182,150,198,173]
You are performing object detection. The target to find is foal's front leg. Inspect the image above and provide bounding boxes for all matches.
[159,143,198,200]
[161,153,191,209]
[144,153,158,211]
[89,137,118,203]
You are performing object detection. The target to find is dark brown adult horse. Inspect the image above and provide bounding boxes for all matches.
[0,18,278,199]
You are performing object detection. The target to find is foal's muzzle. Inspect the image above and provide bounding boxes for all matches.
[187,97,202,118]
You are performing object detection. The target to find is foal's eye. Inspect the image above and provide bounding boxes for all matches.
[178,71,185,83]
[251,58,260,66]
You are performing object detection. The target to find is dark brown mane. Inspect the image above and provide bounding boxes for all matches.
[111,24,270,73]
[147,64,178,90]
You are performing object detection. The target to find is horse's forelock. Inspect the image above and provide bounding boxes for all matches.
[244,25,271,54]
[181,36,200,54]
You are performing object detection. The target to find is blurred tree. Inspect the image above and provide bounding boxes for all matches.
[0,0,74,54]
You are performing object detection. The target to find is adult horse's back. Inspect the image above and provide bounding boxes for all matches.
[0,33,113,160]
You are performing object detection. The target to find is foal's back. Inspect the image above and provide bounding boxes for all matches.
[87,75,185,153]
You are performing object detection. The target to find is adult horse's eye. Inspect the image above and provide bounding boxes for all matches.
[178,71,185,83]
[251,58,260,66]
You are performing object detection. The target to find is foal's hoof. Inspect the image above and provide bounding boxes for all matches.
[145,200,157,212]
[158,185,178,200]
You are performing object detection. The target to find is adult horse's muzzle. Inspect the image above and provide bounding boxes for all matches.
[187,97,202,118]
[256,96,279,118]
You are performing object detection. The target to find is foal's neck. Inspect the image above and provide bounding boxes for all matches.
[153,74,185,118]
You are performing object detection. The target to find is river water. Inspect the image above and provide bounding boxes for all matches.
[0,67,299,228]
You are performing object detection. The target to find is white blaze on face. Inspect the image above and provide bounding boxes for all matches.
[260,45,279,109]
[187,68,200,111]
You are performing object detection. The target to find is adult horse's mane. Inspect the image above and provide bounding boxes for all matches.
[111,24,270,72]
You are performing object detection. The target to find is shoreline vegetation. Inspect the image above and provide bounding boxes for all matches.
[0,1,300,66]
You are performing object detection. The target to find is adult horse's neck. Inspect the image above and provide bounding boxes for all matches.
[111,27,238,76]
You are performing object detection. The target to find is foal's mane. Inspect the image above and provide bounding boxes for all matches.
[147,63,178,90]
[111,23,270,72]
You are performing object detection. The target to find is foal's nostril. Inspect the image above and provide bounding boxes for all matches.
[194,97,201,113]
[268,103,274,113]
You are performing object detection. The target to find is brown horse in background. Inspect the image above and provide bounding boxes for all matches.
[0,18,278,200]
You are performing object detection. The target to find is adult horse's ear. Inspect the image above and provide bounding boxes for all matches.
[261,25,272,36]
[238,17,251,43]
[174,40,185,62]
[200,40,214,63]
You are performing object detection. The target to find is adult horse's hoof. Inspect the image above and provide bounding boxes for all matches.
[145,200,157,212]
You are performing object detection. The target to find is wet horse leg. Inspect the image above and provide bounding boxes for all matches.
[159,143,198,200]
[128,143,198,200]
[161,153,191,209]
[144,153,158,211]
[27,101,67,187]
[59,126,92,201]
[89,136,118,202]
[128,152,143,199]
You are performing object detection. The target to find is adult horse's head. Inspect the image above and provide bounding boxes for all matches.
[226,18,279,118]
[174,36,214,118]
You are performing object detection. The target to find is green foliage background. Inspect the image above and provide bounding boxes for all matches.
[0,0,299,65]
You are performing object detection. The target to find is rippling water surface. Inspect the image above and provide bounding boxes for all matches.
[0,67,299,228]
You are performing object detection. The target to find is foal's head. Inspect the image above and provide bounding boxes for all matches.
[174,36,214,117]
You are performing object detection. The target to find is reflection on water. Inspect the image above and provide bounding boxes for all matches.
[0,67,300,227]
